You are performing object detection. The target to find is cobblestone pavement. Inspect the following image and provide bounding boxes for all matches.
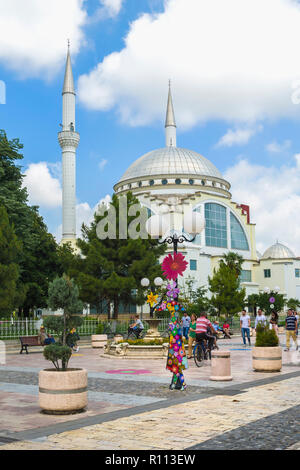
[1,374,300,450]
[1,338,300,450]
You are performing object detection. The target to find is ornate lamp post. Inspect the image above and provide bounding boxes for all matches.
[146,211,205,253]
[146,211,205,288]
[140,276,164,318]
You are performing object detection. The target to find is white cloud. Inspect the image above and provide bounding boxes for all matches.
[0,0,87,78]
[266,140,291,153]
[224,155,300,256]
[24,162,62,208]
[78,0,300,127]
[216,126,262,148]
[98,158,108,171]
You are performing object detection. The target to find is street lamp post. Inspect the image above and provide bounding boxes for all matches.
[140,276,164,318]
[146,211,206,287]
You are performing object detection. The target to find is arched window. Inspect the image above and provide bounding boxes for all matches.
[205,203,227,248]
[230,213,249,250]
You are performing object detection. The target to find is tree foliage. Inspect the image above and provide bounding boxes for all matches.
[0,205,21,316]
[74,193,166,318]
[44,276,83,370]
[0,130,61,315]
[208,252,246,316]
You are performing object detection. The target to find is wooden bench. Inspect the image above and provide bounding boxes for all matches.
[19,336,41,354]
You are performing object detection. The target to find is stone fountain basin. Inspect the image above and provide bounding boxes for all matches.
[103,342,169,359]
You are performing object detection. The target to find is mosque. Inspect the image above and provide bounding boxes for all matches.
[59,47,300,305]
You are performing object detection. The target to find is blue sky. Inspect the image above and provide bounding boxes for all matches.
[1,0,300,253]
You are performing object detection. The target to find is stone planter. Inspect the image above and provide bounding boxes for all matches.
[39,368,88,414]
[91,334,107,348]
[252,347,282,372]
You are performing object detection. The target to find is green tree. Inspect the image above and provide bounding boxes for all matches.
[286,298,300,311]
[75,193,166,319]
[45,276,83,346]
[246,293,260,316]
[208,259,246,317]
[0,130,61,315]
[257,291,285,315]
[0,205,21,316]
[223,251,244,277]
[44,276,83,371]
[186,286,210,316]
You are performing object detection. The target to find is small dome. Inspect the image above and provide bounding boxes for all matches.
[261,242,295,260]
[117,147,223,183]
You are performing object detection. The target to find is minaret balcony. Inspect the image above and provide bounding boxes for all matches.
[58,130,80,149]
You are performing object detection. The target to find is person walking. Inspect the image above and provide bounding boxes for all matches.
[285,309,298,351]
[240,310,251,346]
[294,311,299,337]
[181,312,191,341]
[255,309,267,330]
[167,314,188,391]
[187,313,197,359]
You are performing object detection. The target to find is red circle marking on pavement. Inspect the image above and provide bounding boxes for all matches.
[105,369,151,375]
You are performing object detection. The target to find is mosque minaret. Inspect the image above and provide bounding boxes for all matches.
[58,43,79,247]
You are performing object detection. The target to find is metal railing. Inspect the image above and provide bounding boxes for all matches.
[1,316,273,340]
[0,317,171,340]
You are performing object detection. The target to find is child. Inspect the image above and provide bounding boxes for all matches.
[66,328,80,352]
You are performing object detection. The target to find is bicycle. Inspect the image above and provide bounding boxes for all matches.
[126,328,146,340]
[193,336,218,367]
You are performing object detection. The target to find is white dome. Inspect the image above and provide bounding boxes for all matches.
[262,242,295,259]
[118,147,223,183]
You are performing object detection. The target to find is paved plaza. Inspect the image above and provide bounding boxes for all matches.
[0,335,299,450]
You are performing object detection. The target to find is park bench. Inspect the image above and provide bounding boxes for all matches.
[19,336,41,354]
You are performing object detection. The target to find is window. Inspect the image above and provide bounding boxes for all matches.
[230,213,249,250]
[190,260,197,271]
[240,270,252,282]
[201,180,206,186]
[138,181,142,187]
[175,178,182,185]
[205,203,227,248]
[264,269,271,278]
[189,179,194,185]
[149,180,155,186]
[296,269,300,278]
[162,179,168,185]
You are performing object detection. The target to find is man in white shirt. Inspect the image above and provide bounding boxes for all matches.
[240,309,251,346]
[255,309,267,330]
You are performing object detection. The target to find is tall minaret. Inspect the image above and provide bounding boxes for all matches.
[165,81,177,147]
[58,42,80,248]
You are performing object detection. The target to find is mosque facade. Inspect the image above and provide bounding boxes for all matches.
[60,49,300,304]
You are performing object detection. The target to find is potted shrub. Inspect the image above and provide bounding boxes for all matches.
[39,276,87,414]
[91,322,107,348]
[252,325,282,372]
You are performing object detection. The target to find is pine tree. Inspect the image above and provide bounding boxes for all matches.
[0,205,21,316]
[75,192,166,319]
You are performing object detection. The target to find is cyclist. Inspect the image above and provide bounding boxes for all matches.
[195,312,218,353]
[127,315,144,339]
